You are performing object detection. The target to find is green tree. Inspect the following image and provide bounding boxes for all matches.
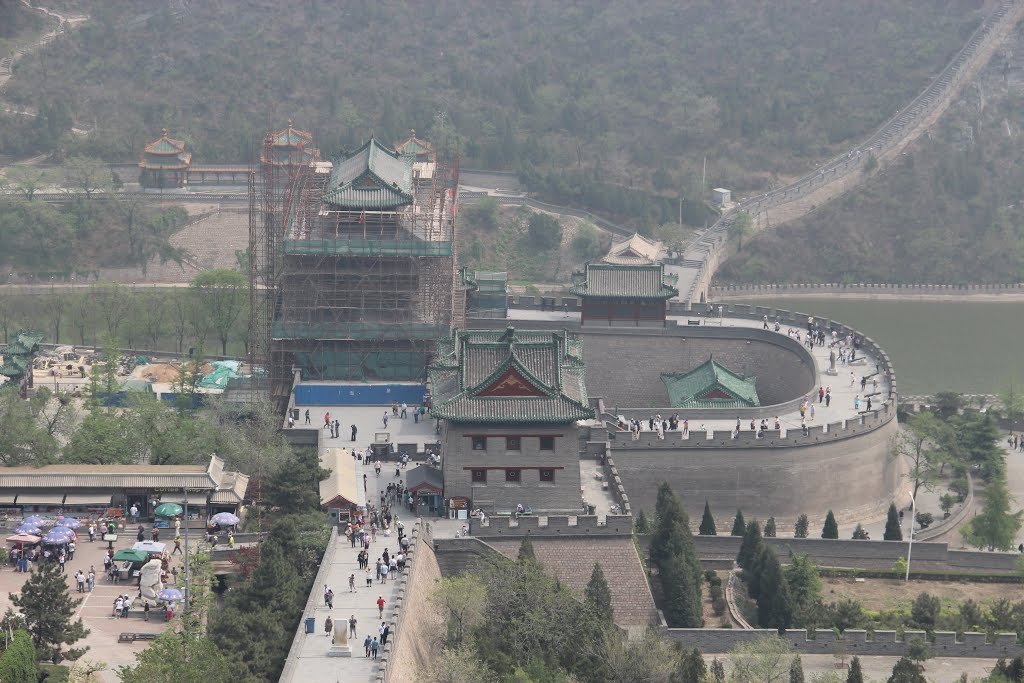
[789,655,805,683]
[847,657,864,683]
[730,211,753,251]
[63,410,145,465]
[952,412,1004,481]
[821,511,839,539]
[428,575,486,646]
[961,476,1023,551]
[517,536,536,562]
[906,636,932,664]
[3,165,51,201]
[62,156,112,200]
[893,412,957,498]
[675,648,707,683]
[0,629,37,683]
[794,514,809,539]
[118,626,233,683]
[884,502,903,541]
[634,509,651,534]
[264,449,330,514]
[784,553,823,626]
[585,563,615,625]
[699,501,717,535]
[527,212,563,249]
[930,392,963,421]
[462,197,500,232]
[189,269,248,355]
[958,599,982,631]
[651,483,703,628]
[910,593,940,630]
[999,382,1024,428]
[887,658,926,683]
[828,599,864,632]
[0,386,60,466]
[764,517,777,538]
[757,549,793,630]
[9,562,89,660]
[571,223,604,260]
[729,636,794,683]
[710,658,725,683]
[731,509,746,536]
[737,520,764,571]
[419,645,498,683]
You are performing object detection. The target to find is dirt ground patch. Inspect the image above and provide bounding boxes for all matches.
[823,576,1015,611]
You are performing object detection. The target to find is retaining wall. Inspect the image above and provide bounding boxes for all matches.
[713,283,1024,297]
[661,628,1024,657]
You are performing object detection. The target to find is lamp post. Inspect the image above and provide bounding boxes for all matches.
[182,487,191,612]
[904,488,916,582]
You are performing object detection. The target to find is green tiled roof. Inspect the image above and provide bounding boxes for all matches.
[429,327,594,424]
[661,357,759,409]
[321,138,414,210]
[569,263,678,299]
[0,330,42,381]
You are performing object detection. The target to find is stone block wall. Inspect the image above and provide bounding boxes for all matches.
[661,628,1024,657]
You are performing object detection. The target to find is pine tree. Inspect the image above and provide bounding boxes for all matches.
[676,648,708,683]
[710,658,726,683]
[651,483,704,627]
[757,548,793,630]
[9,562,89,659]
[852,523,869,539]
[747,543,769,600]
[584,563,614,624]
[794,514,809,538]
[887,657,927,683]
[821,510,839,539]
[764,517,777,537]
[699,500,717,535]
[737,520,764,571]
[517,536,536,562]
[731,509,746,536]
[790,655,805,683]
[634,509,650,534]
[884,502,903,541]
[0,630,37,683]
[847,656,864,683]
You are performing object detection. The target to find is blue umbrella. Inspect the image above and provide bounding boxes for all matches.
[16,525,42,535]
[41,529,73,544]
[22,516,46,525]
[209,512,239,527]
[157,588,183,602]
[55,518,83,529]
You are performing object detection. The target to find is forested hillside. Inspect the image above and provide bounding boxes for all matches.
[717,27,1024,285]
[2,0,981,207]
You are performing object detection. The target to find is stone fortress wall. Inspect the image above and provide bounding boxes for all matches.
[494,300,900,526]
[662,627,1024,657]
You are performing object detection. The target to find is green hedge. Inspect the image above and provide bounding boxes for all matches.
[819,567,1022,583]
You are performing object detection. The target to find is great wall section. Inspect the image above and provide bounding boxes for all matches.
[677,1,1024,305]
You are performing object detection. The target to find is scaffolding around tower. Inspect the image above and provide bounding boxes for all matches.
[250,131,459,412]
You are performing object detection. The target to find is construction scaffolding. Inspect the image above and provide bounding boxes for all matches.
[250,132,460,411]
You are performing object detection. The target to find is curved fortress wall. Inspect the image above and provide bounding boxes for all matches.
[608,412,899,526]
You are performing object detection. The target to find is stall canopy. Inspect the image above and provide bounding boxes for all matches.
[319,447,360,510]
[0,493,16,504]
[16,491,65,505]
[170,493,209,506]
[62,492,113,505]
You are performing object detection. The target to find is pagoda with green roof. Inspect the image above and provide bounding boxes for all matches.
[0,329,43,388]
[394,129,434,162]
[569,262,678,326]
[138,129,191,188]
[431,326,594,513]
[321,138,414,211]
[661,356,759,409]
[260,120,319,168]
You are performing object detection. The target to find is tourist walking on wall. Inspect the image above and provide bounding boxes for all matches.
[349,615,358,637]
[376,595,385,618]
[324,615,333,638]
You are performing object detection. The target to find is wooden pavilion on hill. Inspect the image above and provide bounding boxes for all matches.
[260,119,320,169]
[602,233,666,266]
[138,129,191,188]
[569,263,678,326]
[394,129,434,162]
